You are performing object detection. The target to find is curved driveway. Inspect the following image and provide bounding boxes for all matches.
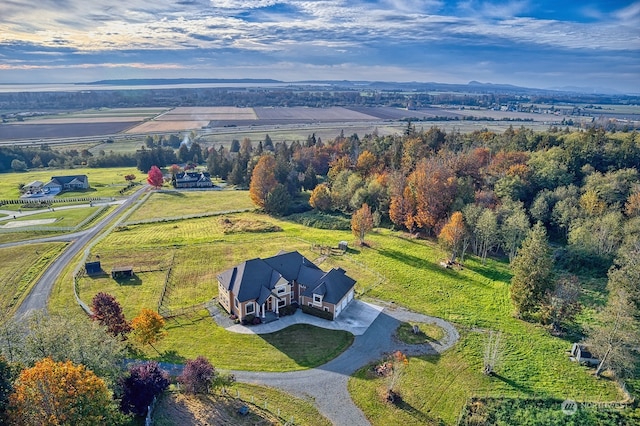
[233,305,459,426]
[13,185,149,319]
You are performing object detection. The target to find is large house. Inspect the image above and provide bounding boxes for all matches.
[43,175,90,193]
[217,251,356,321]
[172,171,214,188]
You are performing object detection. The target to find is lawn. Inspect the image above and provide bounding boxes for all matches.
[0,166,142,200]
[5,206,100,228]
[125,189,255,223]
[0,242,67,319]
[136,310,354,371]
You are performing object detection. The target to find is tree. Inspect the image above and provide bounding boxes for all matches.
[483,331,502,375]
[124,174,136,182]
[475,208,498,264]
[385,351,408,404]
[249,155,277,208]
[8,358,122,426]
[91,293,131,338]
[586,288,639,378]
[119,362,169,417]
[10,159,27,172]
[0,355,14,424]
[302,165,318,191]
[168,164,181,176]
[500,205,531,263]
[146,165,163,188]
[178,356,216,394]
[309,183,332,211]
[263,184,292,216]
[131,309,166,350]
[438,211,466,262]
[510,223,555,318]
[356,150,377,177]
[540,275,582,333]
[351,203,374,245]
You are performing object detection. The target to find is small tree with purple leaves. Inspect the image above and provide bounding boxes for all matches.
[178,356,216,394]
[118,361,169,417]
[91,292,131,338]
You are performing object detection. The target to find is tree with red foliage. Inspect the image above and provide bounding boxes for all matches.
[118,361,169,417]
[178,356,216,394]
[91,292,131,338]
[146,165,164,188]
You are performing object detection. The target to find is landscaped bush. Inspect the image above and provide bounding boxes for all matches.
[301,304,333,320]
[279,303,298,316]
[285,211,351,230]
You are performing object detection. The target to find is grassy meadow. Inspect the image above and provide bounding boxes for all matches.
[0,242,67,319]
[40,187,624,422]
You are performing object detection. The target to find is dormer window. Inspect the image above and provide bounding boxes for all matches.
[314,294,322,304]
[276,286,286,294]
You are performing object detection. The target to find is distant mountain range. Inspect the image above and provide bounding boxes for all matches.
[81,78,630,96]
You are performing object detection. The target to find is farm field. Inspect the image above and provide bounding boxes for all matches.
[0,242,67,319]
[0,166,141,199]
[125,189,256,223]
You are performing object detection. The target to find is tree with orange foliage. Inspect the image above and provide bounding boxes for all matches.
[8,358,122,426]
[146,165,164,189]
[309,183,332,211]
[327,155,351,181]
[409,158,457,233]
[131,309,167,351]
[625,190,640,217]
[351,203,374,245]
[249,155,277,208]
[356,150,377,177]
[438,212,466,262]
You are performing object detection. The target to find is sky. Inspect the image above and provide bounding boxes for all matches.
[0,0,639,92]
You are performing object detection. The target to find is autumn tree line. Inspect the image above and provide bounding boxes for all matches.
[0,293,233,425]
[240,125,639,382]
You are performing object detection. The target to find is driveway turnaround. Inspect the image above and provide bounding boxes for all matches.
[228,302,460,426]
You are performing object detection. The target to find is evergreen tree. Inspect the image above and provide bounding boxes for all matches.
[510,223,555,318]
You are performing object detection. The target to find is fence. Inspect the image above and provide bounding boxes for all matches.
[0,205,109,234]
[124,208,255,226]
[0,196,113,206]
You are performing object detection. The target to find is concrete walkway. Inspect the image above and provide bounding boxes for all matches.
[223,300,384,336]
[221,300,460,426]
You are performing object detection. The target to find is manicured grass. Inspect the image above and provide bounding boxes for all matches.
[126,190,256,223]
[137,310,354,371]
[0,166,142,199]
[395,321,445,344]
[9,206,99,227]
[0,242,67,319]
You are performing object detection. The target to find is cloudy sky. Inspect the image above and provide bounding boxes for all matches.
[1,0,639,92]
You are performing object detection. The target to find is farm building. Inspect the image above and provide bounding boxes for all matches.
[43,175,90,193]
[172,171,214,188]
[111,266,134,279]
[217,251,356,321]
[85,261,102,276]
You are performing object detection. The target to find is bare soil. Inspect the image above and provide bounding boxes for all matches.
[153,392,280,426]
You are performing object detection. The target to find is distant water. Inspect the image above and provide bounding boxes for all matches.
[0,82,319,93]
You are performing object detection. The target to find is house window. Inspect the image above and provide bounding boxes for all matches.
[234,298,239,308]
[314,295,322,303]
[246,303,254,314]
[324,307,329,312]
[278,299,286,307]
[276,286,286,295]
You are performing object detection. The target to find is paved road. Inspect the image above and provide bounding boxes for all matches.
[13,185,149,319]
[234,305,460,426]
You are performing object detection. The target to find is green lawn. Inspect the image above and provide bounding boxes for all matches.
[0,242,67,319]
[9,206,99,227]
[137,310,354,371]
[0,166,142,199]
[126,190,256,223]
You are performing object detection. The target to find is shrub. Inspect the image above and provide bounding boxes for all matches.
[301,304,333,320]
[285,211,351,230]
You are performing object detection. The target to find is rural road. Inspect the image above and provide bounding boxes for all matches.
[13,185,149,319]
[234,306,460,426]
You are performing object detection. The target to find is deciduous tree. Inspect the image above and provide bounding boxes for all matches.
[178,356,216,394]
[351,203,374,245]
[131,309,166,350]
[510,223,555,318]
[119,362,169,417]
[8,358,122,426]
[438,212,466,262]
[540,275,582,333]
[146,165,164,188]
[91,293,131,338]
[249,155,277,208]
[309,183,332,211]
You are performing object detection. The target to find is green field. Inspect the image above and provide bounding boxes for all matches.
[0,242,67,319]
[0,166,142,199]
[126,190,256,223]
